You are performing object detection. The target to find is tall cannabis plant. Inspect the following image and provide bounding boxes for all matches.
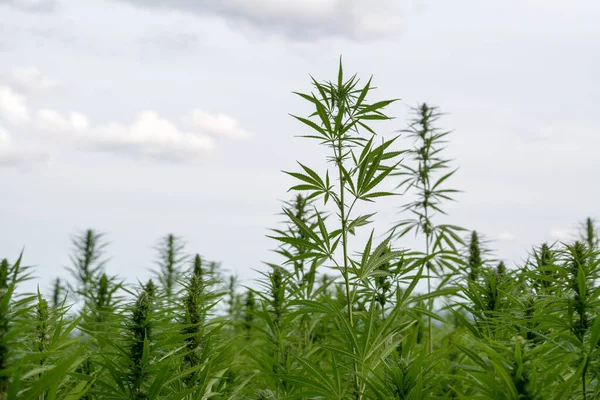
[270,59,419,399]
[154,234,187,302]
[393,103,464,352]
[467,231,483,281]
[67,229,108,300]
[580,217,599,251]
[51,277,65,308]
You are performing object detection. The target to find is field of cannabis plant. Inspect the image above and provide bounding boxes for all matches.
[2,61,600,399]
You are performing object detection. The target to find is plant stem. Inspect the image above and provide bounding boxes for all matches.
[423,149,433,354]
[336,136,362,398]
[421,104,434,354]
[426,227,433,354]
[336,138,353,328]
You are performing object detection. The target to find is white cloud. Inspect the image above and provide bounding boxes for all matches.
[0,85,30,123]
[0,125,10,147]
[93,111,216,160]
[38,109,89,132]
[184,109,251,139]
[223,0,337,21]
[115,0,405,40]
[0,0,57,12]
[0,151,49,167]
[11,66,58,92]
[550,229,575,240]
[498,231,514,241]
[37,109,216,161]
[0,65,249,162]
[0,124,49,167]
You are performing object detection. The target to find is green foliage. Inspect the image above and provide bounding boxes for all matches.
[67,229,108,300]
[51,277,64,308]
[154,234,187,300]
[580,217,599,251]
[392,102,465,354]
[4,60,600,400]
[468,231,483,281]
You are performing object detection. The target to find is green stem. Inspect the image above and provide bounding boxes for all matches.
[336,135,362,399]
[336,139,352,327]
[421,113,434,354]
[423,186,433,354]
[426,236,432,354]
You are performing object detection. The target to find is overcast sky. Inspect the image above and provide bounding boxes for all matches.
[1,0,599,294]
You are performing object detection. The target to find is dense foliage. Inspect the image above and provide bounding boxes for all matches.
[2,61,599,399]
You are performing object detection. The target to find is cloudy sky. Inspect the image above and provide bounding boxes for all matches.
[1,0,599,293]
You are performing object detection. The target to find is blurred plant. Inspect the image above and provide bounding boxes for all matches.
[579,217,599,251]
[392,103,465,353]
[468,231,483,281]
[154,234,187,301]
[67,229,108,300]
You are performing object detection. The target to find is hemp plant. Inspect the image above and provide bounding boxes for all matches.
[579,217,599,251]
[153,234,187,302]
[271,59,412,398]
[51,277,65,308]
[66,229,108,301]
[467,231,483,282]
[178,253,227,392]
[281,58,404,320]
[0,257,26,400]
[392,103,465,353]
[97,279,161,399]
[562,242,600,398]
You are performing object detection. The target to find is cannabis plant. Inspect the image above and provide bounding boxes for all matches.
[392,103,465,352]
[4,60,600,400]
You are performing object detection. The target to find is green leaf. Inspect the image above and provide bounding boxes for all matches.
[284,170,319,186]
[291,114,329,138]
[347,213,376,235]
[337,56,343,89]
[432,169,458,190]
[334,100,345,136]
[298,162,326,188]
[315,101,332,134]
[363,191,395,200]
[289,184,322,192]
[356,99,398,115]
[590,315,600,348]
[21,351,84,400]
[293,91,319,105]
[354,76,372,111]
